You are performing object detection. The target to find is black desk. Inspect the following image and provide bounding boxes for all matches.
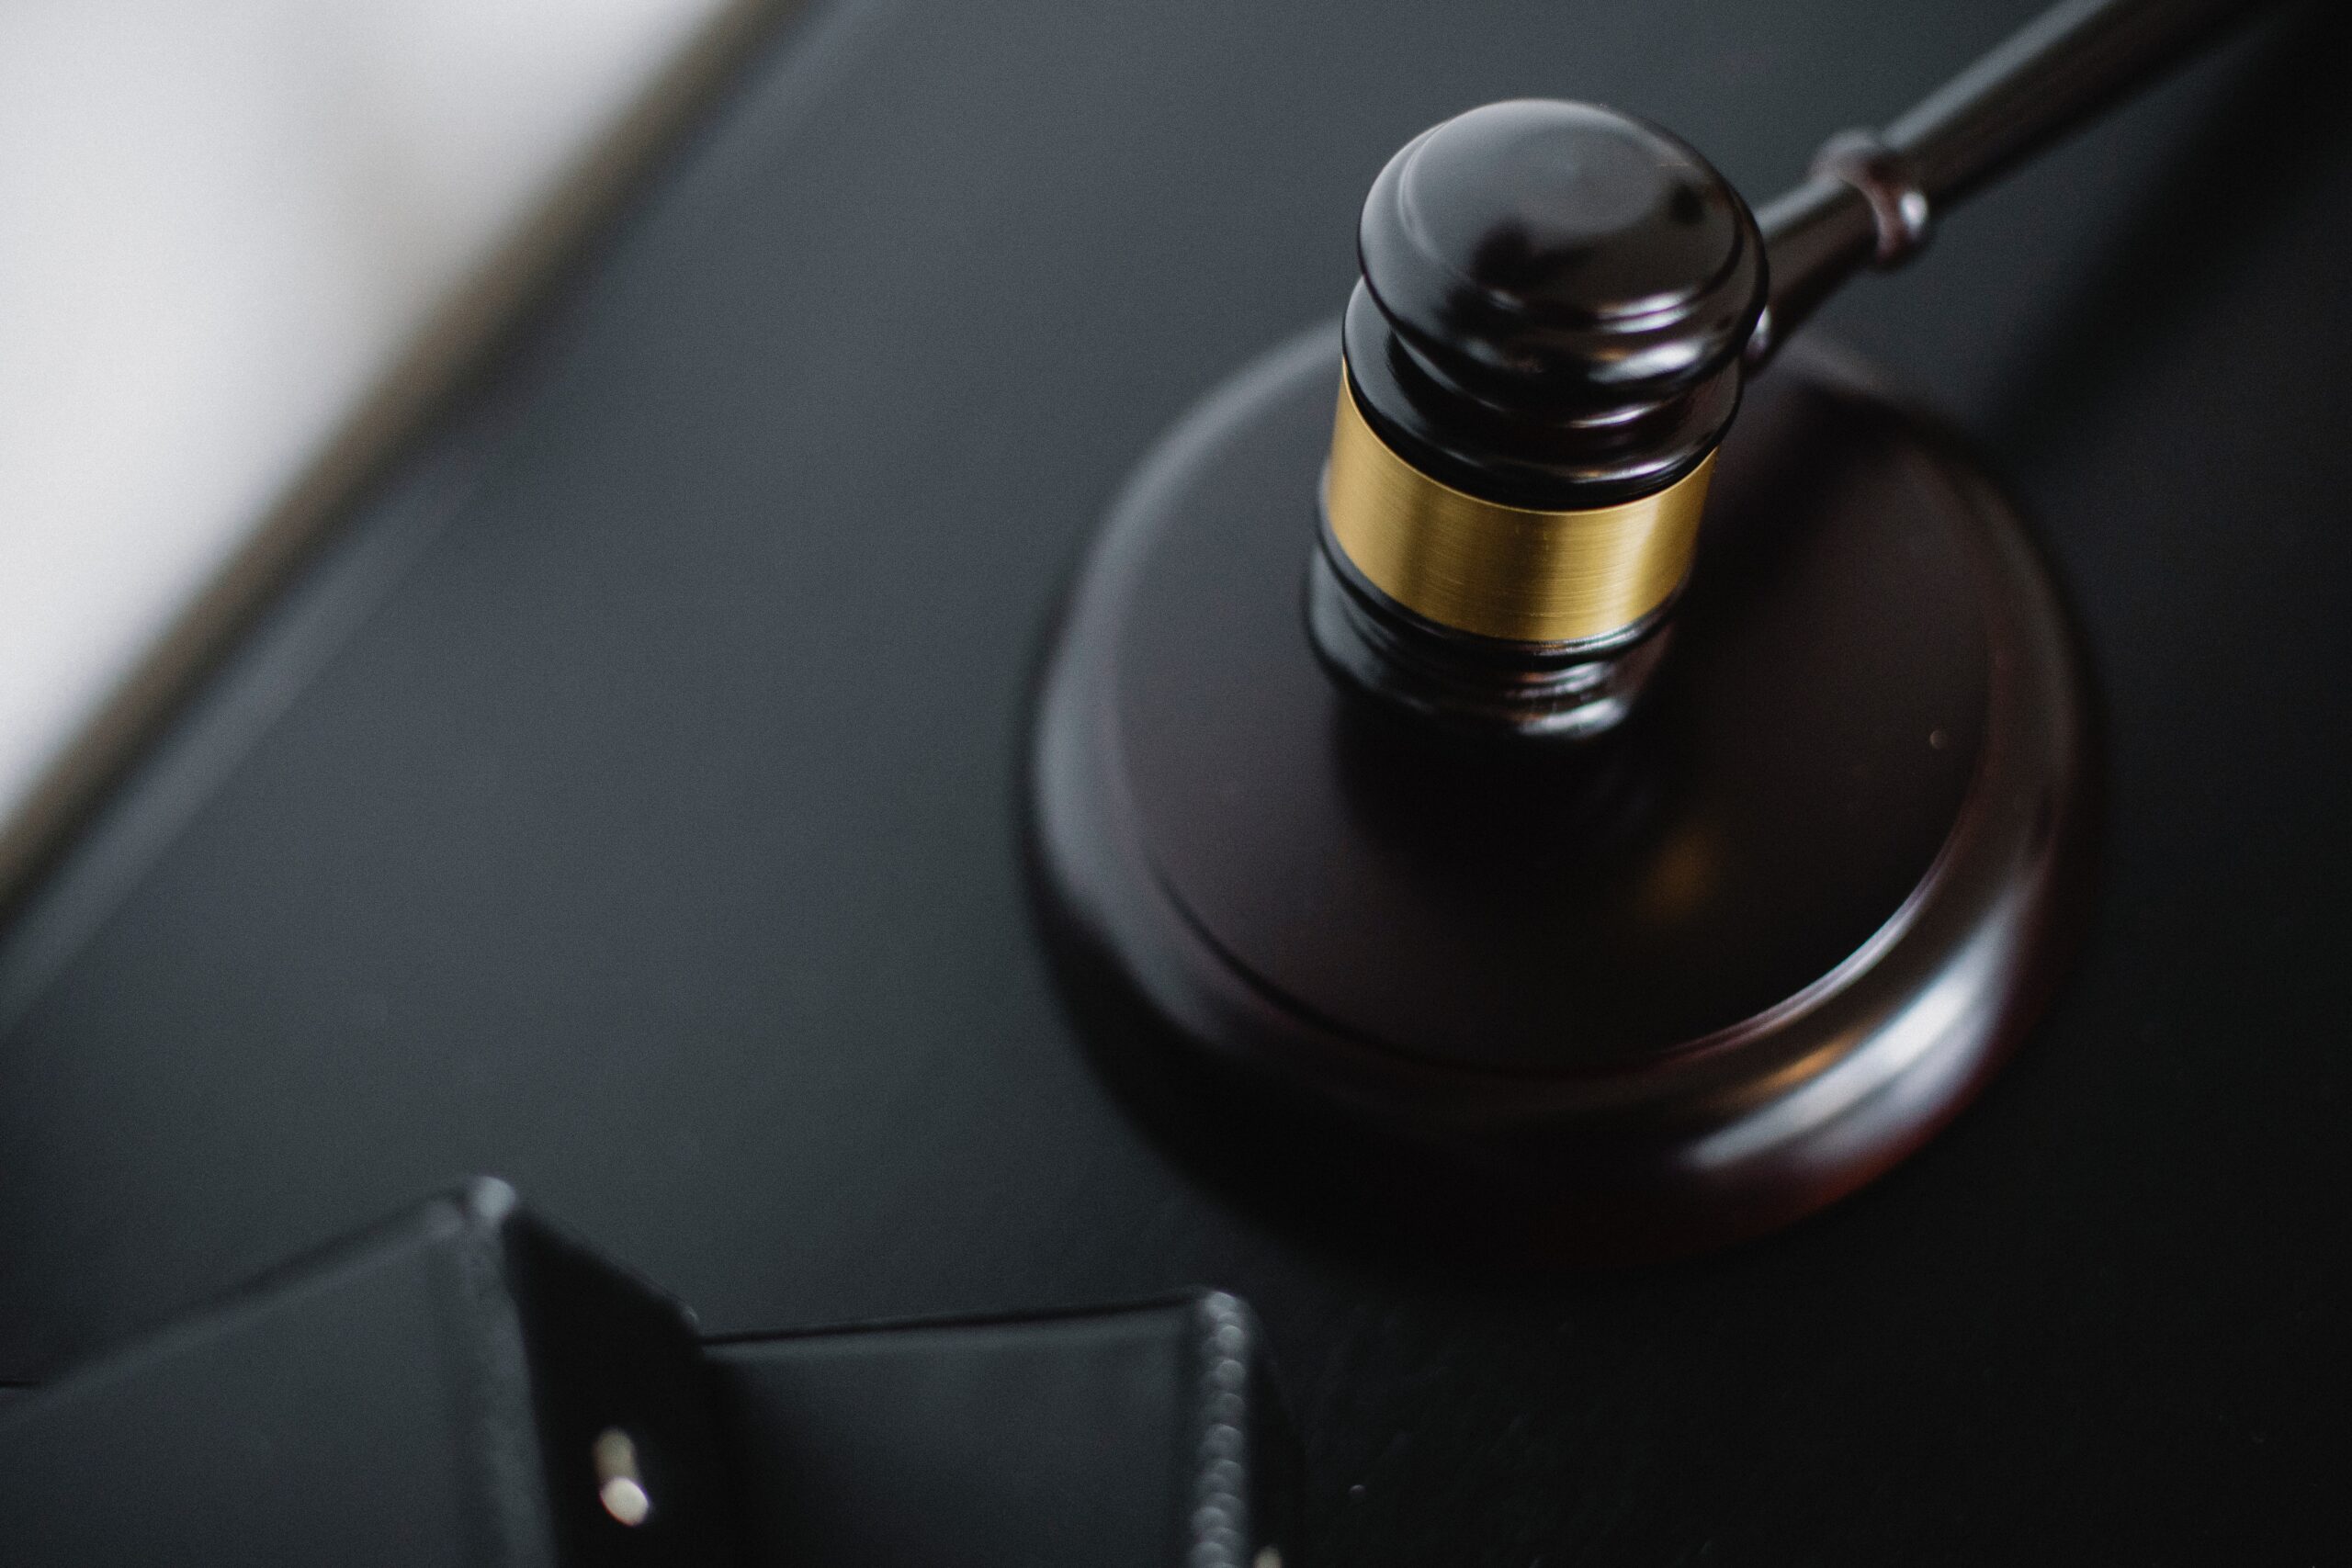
[4,2,2347,1560]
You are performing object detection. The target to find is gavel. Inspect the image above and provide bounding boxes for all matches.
[1031,0,2273,1258]
[1314,0,2255,738]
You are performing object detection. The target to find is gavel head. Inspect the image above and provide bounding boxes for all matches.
[1311,100,1767,739]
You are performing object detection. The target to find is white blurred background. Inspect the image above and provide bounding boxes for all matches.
[0,0,736,876]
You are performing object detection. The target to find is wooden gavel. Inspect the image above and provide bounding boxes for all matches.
[1312,0,2257,738]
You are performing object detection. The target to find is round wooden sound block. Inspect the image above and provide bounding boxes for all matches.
[1029,326,2093,1260]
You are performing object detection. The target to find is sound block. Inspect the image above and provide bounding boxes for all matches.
[1029,325,2094,1261]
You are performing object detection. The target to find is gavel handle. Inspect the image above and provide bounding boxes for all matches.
[1749,0,2270,367]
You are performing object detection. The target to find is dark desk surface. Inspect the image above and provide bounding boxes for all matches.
[4,2,2348,1561]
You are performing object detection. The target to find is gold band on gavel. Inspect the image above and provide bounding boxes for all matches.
[1323,367,1715,645]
